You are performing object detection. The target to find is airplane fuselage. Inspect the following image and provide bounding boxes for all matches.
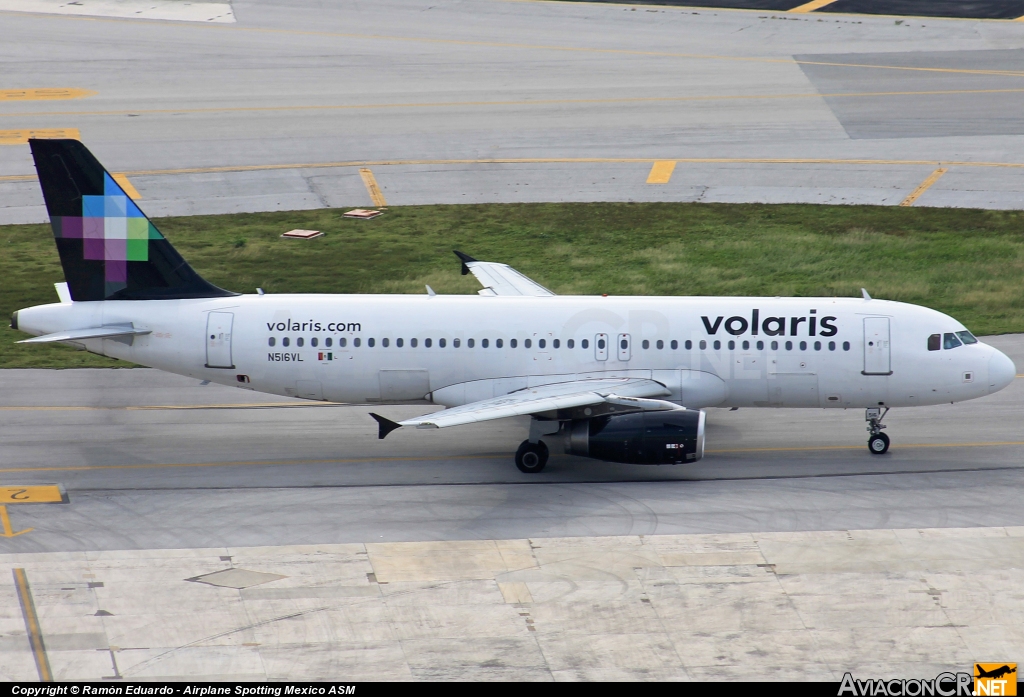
[14,294,1014,409]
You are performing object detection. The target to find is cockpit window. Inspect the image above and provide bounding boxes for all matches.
[927,334,940,351]
[955,330,978,345]
[943,333,962,349]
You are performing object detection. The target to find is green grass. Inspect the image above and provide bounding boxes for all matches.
[4,202,1024,368]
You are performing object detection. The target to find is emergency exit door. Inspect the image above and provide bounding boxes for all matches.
[863,317,891,375]
[206,311,234,369]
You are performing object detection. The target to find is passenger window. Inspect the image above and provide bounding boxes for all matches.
[539,339,546,349]
[425,338,432,348]
[828,341,835,351]
[582,339,589,349]
[741,341,748,350]
[297,337,305,347]
[482,339,489,348]
[756,341,763,350]
[685,340,692,350]
[339,338,347,347]
[454,338,461,348]
[943,333,962,349]
[368,338,375,347]
[353,338,360,347]
[397,338,404,347]
[671,340,678,350]
[468,339,475,348]
[597,338,605,350]
[842,341,850,351]
[642,340,650,349]
[567,339,574,349]
[511,338,518,348]
[785,341,793,351]
[411,338,418,348]
[326,338,332,348]
[525,339,532,349]
[553,339,560,349]
[713,340,721,350]
[927,334,940,351]
[440,338,446,348]
[268,337,276,347]
[771,341,778,350]
[799,341,807,351]
[283,337,290,347]
[699,340,706,350]
[657,340,664,350]
[727,340,735,350]
[620,339,627,350]
[382,338,390,347]
[955,331,977,345]
[496,338,503,348]
[311,338,318,348]
[814,341,821,351]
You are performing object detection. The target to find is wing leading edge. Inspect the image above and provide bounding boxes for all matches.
[370,377,679,439]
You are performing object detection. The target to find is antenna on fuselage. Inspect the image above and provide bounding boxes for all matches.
[861,288,872,301]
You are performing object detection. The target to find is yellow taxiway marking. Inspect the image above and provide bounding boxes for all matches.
[789,0,840,12]
[0,128,80,145]
[900,167,948,206]
[7,87,1024,120]
[7,156,1024,186]
[646,160,676,184]
[13,569,51,681]
[0,88,95,102]
[111,172,141,200]
[359,168,388,207]
[0,485,64,504]
[1,507,33,538]
[1,441,1023,476]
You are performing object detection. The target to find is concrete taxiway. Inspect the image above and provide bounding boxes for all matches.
[3,0,1024,222]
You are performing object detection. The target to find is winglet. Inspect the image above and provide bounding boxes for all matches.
[453,250,477,276]
[370,413,402,440]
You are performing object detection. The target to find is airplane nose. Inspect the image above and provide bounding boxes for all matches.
[988,349,1016,394]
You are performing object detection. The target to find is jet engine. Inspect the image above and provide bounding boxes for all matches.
[565,409,705,465]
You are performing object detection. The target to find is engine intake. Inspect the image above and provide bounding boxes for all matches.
[566,409,705,465]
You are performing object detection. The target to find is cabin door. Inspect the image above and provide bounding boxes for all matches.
[205,312,234,369]
[863,317,892,375]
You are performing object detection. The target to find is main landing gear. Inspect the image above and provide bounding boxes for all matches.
[515,440,549,473]
[866,407,890,455]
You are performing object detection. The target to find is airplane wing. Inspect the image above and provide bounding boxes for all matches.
[454,250,555,297]
[370,377,678,438]
[18,324,151,344]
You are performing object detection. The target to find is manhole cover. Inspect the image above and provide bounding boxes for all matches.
[186,568,285,589]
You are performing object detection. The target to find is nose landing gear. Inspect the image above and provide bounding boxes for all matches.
[866,407,890,454]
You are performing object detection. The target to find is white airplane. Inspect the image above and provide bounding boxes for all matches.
[12,140,1017,472]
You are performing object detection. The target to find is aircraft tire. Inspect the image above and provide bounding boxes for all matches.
[515,440,549,473]
[868,432,890,455]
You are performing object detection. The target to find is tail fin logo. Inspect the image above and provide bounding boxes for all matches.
[53,172,164,297]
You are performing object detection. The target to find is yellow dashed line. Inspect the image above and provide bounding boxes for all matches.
[0,128,80,145]
[0,88,94,101]
[900,167,948,206]
[111,172,141,200]
[359,168,387,207]
[646,160,676,184]
[789,0,840,13]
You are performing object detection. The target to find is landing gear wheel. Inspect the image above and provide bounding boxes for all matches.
[868,432,890,455]
[515,440,549,473]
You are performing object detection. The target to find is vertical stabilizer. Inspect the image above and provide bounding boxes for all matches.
[29,139,236,301]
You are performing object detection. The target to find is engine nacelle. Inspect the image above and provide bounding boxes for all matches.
[565,409,705,465]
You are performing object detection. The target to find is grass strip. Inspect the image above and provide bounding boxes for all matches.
[2,202,1023,369]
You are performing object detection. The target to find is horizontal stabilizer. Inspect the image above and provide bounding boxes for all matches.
[18,324,151,344]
